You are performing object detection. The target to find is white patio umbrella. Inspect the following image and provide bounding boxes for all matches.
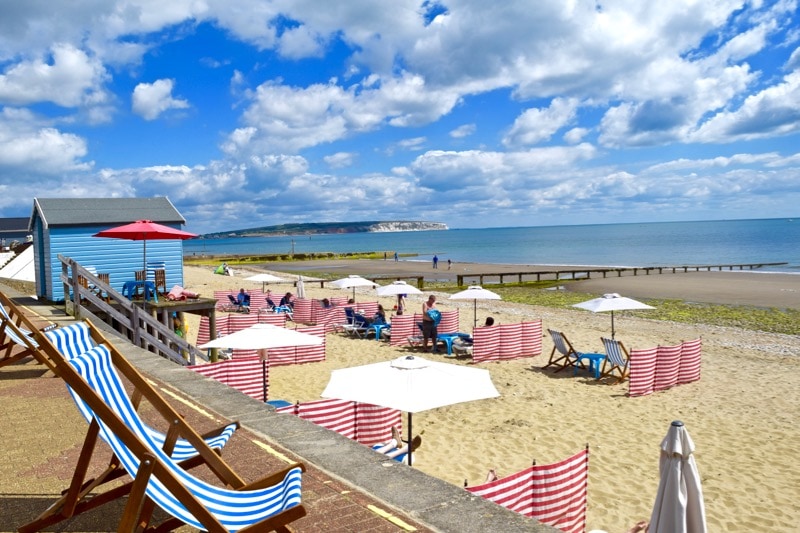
[244,273,286,292]
[375,280,423,297]
[321,355,499,466]
[649,420,707,533]
[296,275,306,299]
[449,285,501,328]
[572,292,655,338]
[199,323,323,402]
[330,275,378,301]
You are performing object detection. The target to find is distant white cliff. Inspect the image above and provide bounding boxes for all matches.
[368,221,449,232]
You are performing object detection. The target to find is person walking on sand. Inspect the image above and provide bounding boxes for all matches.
[433,255,439,269]
[447,258,452,270]
[396,293,406,315]
[394,252,398,262]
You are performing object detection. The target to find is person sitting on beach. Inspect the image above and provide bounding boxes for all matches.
[265,289,277,309]
[321,298,333,308]
[236,288,250,308]
[280,292,294,310]
[370,304,387,325]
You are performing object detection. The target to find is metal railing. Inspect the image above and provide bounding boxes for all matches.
[59,255,206,365]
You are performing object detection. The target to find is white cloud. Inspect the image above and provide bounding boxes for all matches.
[324,152,356,168]
[788,46,800,71]
[0,44,108,108]
[564,127,589,144]
[397,137,426,151]
[278,25,325,59]
[450,123,476,138]
[132,79,190,121]
[690,71,800,142]
[228,73,461,154]
[503,98,578,147]
[0,108,92,175]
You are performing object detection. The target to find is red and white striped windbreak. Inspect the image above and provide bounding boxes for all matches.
[628,338,702,397]
[275,398,402,445]
[470,320,543,363]
[188,356,267,401]
[466,447,588,533]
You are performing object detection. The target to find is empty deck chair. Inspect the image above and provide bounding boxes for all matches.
[18,316,304,533]
[601,337,632,384]
[43,321,240,461]
[544,329,604,376]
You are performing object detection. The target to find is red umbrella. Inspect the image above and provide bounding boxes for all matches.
[93,219,197,274]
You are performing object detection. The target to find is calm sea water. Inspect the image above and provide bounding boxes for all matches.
[184,218,800,273]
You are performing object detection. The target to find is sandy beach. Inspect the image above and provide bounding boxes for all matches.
[183,261,800,532]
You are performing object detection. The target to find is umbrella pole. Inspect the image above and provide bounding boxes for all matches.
[473,299,477,329]
[611,311,615,339]
[142,238,148,310]
[407,412,413,467]
[262,360,267,403]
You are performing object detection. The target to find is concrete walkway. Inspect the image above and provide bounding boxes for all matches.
[0,288,551,532]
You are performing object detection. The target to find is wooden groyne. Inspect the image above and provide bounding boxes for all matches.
[455,262,788,288]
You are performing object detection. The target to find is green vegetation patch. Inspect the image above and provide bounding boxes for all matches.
[486,285,800,335]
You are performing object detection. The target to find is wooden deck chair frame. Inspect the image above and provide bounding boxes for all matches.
[543,329,586,373]
[27,339,305,532]
[153,269,167,296]
[0,292,58,373]
[42,321,239,462]
[12,314,301,533]
[600,337,631,384]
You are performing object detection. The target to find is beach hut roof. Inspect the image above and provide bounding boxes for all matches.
[30,197,185,231]
[0,217,30,237]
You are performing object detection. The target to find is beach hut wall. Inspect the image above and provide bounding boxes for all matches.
[28,197,189,302]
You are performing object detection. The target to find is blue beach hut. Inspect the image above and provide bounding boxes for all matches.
[29,197,191,302]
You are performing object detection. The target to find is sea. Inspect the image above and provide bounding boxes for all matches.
[184,218,800,274]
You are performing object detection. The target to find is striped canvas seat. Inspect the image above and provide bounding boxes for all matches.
[601,337,631,384]
[65,345,305,531]
[44,322,96,358]
[544,329,581,372]
[44,322,239,461]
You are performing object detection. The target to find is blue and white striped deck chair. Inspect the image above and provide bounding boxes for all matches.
[0,292,57,372]
[544,329,582,373]
[44,321,239,462]
[44,322,96,359]
[601,337,631,384]
[50,343,306,532]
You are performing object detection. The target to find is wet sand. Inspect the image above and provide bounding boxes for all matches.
[265,258,800,309]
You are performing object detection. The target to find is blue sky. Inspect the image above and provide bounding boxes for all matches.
[1,1,799,234]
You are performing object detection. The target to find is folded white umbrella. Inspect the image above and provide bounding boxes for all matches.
[376,280,423,297]
[572,292,655,338]
[449,285,501,328]
[245,273,286,292]
[296,275,306,299]
[322,355,499,465]
[649,421,707,533]
[330,275,378,300]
